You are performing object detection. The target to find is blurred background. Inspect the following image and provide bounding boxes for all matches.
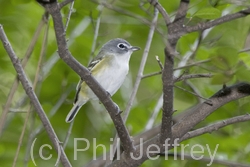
[0,0,250,166]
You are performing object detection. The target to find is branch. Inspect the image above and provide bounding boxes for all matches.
[186,8,250,33]
[181,113,250,141]
[0,12,48,137]
[172,83,250,139]
[142,59,211,79]
[148,0,171,25]
[110,83,250,166]
[88,112,250,167]
[174,73,212,82]
[160,43,175,143]
[91,0,151,26]
[168,7,250,45]
[63,0,74,31]
[123,8,158,126]
[0,25,71,167]
[174,0,189,23]
[59,0,74,9]
[43,2,134,155]
[163,153,250,167]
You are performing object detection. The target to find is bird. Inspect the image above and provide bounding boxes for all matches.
[65,38,140,123]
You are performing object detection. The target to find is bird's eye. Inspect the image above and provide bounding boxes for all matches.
[117,43,127,50]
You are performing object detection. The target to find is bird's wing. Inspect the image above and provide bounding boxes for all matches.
[73,52,106,103]
[87,50,105,71]
[74,79,83,104]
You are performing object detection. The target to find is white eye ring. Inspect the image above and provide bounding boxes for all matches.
[117,43,128,50]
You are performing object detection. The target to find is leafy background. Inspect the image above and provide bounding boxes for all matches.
[0,0,250,166]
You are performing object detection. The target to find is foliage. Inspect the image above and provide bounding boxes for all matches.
[0,0,250,166]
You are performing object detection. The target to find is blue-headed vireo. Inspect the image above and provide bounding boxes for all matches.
[66,38,140,123]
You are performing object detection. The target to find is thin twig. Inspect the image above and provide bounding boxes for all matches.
[174,73,212,82]
[0,24,72,167]
[184,80,203,103]
[174,85,212,103]
[155,55,163,70]
[12,105,33,167]
[239,47,250,53]
[91,0,151,25]
[14,16,49,167]
[0,12,48,137]
[24,85,73,166]
[123,9,158,123]
[139,0,153,16]
[144,94,163,130]
[148,0,171,25]
[64,0,75,32]
[59,0,74,9]
[89,4,103,59]
[181,113,250,141]
[162,153,250,167]
[55,120,75,167]
[186,8,250,33]
[142,59,211,79]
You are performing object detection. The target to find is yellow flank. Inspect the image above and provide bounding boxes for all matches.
[91,55,113,75]
[79,55,113,98]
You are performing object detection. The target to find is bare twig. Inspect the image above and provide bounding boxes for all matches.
[123,9,159,123]
[174,0,189,23]
[144,94,163,130]
[142,59,211,79]
[14,16,49,167]
[186,8,250,33]
[91,0,151,25]
[139,0,153,16]
[155,55,163,70]
[148,0,171,25]
[142,71,162,79]
[0,12,48,137]
[181,113,250,141]
[89,4,103,59]
[59,0,74,9]
[163,153,250,167]
[174,85,212,103]
[0,25,71,167]
[174,73,212,82]
[24,85,73,166]
[168,7,250,45]
[184,80,203,103]
[239,47,250,53]
[64,0,75,32]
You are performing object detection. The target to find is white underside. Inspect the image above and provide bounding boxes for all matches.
[66,51,133,122]
[86,51,132,100]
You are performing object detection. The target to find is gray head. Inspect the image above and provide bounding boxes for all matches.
[100,38,140,55]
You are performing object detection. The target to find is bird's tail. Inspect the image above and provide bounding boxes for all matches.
[66,102,85,123]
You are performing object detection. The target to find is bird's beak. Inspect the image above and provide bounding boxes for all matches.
[130,46,140,52]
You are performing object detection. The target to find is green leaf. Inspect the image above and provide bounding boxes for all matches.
[215,46,238,67]
[194,7,221,20]
[11,0,31,4]
[239,52,250,68]
[210,73,232,84]
[235,67,250,81]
